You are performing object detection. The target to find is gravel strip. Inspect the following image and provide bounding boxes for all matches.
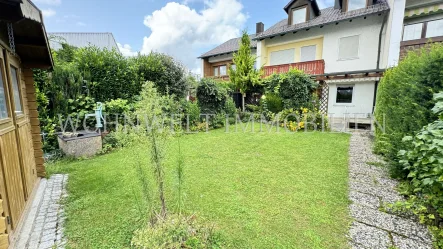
[348,132,433,248]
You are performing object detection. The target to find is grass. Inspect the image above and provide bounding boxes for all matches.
[47,125,351,249]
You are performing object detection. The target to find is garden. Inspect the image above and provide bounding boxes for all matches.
[38,31,443,248]
[39,32,347,248]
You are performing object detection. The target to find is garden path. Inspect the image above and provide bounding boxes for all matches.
[13,174,68,249]
[348,132,434,249]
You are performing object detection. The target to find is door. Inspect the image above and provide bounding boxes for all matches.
[0,45,37,231]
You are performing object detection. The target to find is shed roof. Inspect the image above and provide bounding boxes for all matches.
[255,0,389,40]
[49,32,119,51]
[199,34,257,59]
[0,0,53,69]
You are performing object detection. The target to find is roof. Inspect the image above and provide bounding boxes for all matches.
[284,0,320,15]
[199,34,257,59]
[255,0,389,40]
[48,32,119,51]
[0,0,53,69]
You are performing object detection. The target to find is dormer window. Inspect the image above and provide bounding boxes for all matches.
[347,0,367,11]
[291,6,308,25]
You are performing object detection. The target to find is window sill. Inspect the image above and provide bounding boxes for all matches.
[337,57,359,61]
[333,104,355,107]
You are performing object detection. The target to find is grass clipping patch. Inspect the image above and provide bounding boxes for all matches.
[131,214,223,249]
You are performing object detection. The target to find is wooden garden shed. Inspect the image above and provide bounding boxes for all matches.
[0,0,53,247]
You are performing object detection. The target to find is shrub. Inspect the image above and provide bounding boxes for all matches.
[224,98,238,116]
[182,100,201,127]
[197,78,227,114]
[264,69,318,109]
[263,93,283,113]
[131,214,223,249]
[104,98,132,115]
[375,44,443,177]
[395,92,443,246]
[276,107,328,132]
[133,53,189,98]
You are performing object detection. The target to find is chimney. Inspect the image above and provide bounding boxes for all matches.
[256,22,264,34]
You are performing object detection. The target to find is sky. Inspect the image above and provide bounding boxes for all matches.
[33,0,335,73]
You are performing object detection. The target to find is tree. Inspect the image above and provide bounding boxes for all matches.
[229,30,262,111]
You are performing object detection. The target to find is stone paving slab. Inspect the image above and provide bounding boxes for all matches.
[15,174,68,249]
[348,132,434,249]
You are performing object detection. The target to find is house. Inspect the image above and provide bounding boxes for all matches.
[389,0,443,61]
[0,0,53,247]
[199,33,259,81]
[200,0,391,126]
[48,32,119,51]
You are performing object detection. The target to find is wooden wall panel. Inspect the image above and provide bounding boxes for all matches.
[17,123,37,197]
[0,130,25,229]
[23,69,45,177]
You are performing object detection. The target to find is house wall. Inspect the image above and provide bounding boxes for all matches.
[202,50,257,78]
[258,14,384,73]
[327,80,376,118]
[264,37,323,65]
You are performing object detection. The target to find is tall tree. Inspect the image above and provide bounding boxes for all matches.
[229,30,262,111]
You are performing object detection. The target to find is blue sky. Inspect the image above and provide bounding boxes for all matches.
[34,0,334,72]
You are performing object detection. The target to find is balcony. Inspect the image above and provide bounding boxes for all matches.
[263,60,325,77]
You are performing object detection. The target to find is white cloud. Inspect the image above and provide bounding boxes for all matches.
[76,22,86,26]
[42,9,56,18]
[141,0,247,71]
[34,0,61,6]
[118,43,138,57]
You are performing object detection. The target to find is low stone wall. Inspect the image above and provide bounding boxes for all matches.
[57,133,102,158]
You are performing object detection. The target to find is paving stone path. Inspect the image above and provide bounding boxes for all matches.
[17,174,68,249]
[348,132,434,249]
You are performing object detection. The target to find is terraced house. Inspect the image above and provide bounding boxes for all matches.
[399,0,443,59]
[200,0,395,127]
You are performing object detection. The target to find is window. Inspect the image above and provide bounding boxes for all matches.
[270,48,295,66]
[231,64,236,71]
[426,19,443,38]
[338,35,359,60]
[219,65,227,76]
[300,45,316,62]
[347,0,366,11]
[213,67,219,77]
[403,23,423,41]
[0,68,8,119]
[292,7,307,25]
[336,86,353,103]
[10,66,22,115]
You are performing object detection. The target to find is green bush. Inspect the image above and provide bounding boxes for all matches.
[375,44,443,177]
[263,93,283,113]
[104,98,132,115]
[183,100,201,127]
[132,214,223,249]
[197,78,227,114]
[132,53,189,98]
[276,107,328,132]
[395,92,443,246]
[264,69,318,109]
[224,98,238,116]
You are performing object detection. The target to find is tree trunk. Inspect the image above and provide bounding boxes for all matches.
[242,93,246,112]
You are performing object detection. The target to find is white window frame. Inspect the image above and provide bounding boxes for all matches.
[291,6,307,25]
[403,23,423,41]
[300,45,317,62]
[426,19,443,39]
[338,35,360,61]
[335,85,355,105]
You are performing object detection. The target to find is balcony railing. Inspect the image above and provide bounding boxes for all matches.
[263,60,325,77]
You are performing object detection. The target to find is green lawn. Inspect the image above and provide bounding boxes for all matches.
[47,126,351,249]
